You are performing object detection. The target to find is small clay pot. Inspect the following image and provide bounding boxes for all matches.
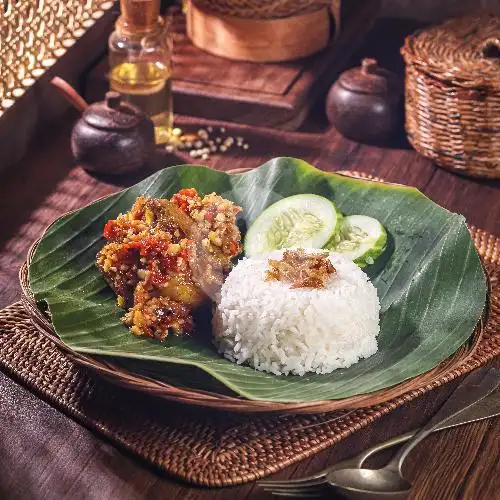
[326,58,403,143]
[71,92,155,174]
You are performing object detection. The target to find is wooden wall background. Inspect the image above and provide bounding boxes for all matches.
[381,0,500,20]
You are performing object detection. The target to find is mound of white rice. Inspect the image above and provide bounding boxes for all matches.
[213,250,380,376]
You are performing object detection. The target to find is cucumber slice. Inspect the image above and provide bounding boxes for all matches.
[244,194,342,256]
[330,215,387,267]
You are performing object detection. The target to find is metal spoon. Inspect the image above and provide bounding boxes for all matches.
[259,391,499,497]
[326,367,499,499]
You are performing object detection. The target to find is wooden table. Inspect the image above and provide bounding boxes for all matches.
[1,21,499,500]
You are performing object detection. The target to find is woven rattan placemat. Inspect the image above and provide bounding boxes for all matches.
[0,226,498,487]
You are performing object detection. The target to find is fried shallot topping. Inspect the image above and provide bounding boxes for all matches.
[265,249,335,289]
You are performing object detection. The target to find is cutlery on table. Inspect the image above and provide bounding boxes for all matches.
[259,367,499,498]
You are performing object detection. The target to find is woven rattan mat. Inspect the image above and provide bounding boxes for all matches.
[0,226,498,487]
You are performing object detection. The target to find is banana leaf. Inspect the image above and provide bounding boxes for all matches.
[29,158,487,402]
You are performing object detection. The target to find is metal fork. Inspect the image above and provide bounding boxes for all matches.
[259,432,414,497]
[258,389,500,497]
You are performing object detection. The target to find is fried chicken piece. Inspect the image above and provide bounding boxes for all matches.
[97,188,242,341]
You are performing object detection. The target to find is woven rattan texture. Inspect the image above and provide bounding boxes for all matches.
[0,227,498,486]
[402,14,500,179]
[191,0,330,19]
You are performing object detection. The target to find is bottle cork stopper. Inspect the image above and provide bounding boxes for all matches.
[119,0,160,34]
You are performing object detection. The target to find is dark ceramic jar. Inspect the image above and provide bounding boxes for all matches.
[71,92,155,174]
[326,58,402,143]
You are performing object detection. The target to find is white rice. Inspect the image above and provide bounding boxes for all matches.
[213,250,380,376]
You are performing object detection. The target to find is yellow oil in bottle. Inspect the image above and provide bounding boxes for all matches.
[109,60,173,144]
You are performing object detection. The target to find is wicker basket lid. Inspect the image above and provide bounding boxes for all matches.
[402,13,500,89]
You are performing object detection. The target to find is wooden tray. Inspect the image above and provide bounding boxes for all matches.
[85,0,380,130]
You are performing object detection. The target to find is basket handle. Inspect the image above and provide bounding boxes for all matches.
[480,37,500,59]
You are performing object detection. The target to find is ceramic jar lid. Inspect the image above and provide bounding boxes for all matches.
[83,92,144,130]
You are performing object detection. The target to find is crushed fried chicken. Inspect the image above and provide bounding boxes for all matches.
[96,189,242,341]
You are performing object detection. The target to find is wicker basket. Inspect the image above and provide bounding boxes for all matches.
[401,14,500,179]
[18,171,490,414]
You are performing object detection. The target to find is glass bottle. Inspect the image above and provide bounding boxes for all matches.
[108,0,173,144]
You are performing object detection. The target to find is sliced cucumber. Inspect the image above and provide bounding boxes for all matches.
[244,194,342,256]
[329,215,387,267]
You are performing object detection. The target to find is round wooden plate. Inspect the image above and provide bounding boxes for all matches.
[19,171,490,414]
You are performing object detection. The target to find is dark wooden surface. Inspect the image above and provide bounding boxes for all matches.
[86,1,379,130]
[1,18,500,500]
